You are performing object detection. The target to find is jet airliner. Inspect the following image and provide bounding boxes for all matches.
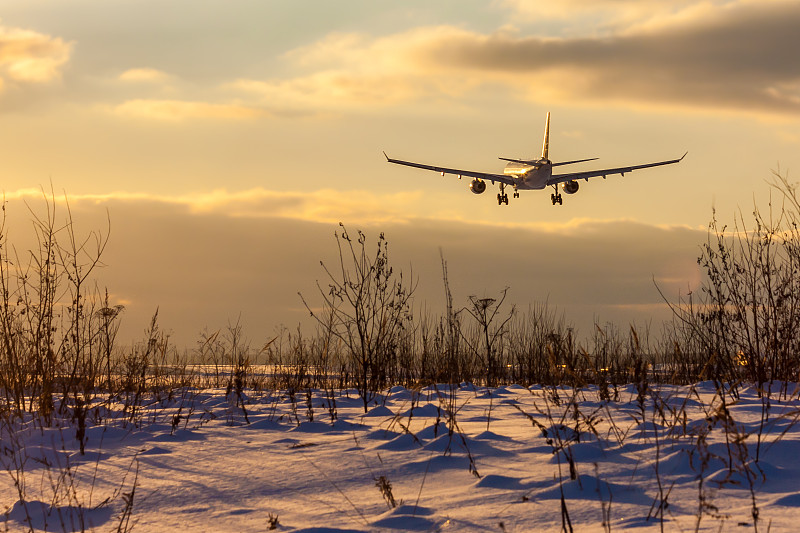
[384,113,686,206]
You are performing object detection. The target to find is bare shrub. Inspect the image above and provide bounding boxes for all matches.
[459,290,514,387]
[662,172,800,387]
[300,224,415,412]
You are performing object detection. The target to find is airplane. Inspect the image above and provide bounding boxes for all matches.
[384,112,686,206]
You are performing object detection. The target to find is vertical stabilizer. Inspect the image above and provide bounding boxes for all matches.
[541,112,550,160]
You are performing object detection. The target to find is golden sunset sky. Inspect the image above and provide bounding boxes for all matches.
[1,0,799,346]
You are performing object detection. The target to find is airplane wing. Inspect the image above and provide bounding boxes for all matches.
[384,152,516,186]
[547,152,687,186]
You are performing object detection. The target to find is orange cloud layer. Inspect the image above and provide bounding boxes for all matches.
[0,23,71,84]
[118,68,171,83]
[0,192,705,347]
[224,1,800,117]
[1,187,705,235]
[111,99,264,121]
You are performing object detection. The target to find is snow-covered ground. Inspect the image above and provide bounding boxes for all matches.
[3,381,800,532]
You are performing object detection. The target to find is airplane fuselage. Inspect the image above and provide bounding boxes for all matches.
[503,158,552,190]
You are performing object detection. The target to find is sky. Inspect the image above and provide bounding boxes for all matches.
[1,0,799,348]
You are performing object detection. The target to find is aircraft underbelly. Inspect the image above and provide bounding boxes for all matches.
[518,171,549,190]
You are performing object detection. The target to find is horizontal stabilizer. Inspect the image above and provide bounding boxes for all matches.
[552,157,599,167]
[498,157,538,165]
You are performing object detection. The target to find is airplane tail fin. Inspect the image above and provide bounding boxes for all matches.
[541,112,550,160]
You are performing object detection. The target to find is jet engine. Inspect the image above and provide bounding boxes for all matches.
[470,178,486,194]
[561,180,579,194]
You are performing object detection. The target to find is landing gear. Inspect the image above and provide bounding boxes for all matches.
[513,190,520,199]
[550,187,563,206]
[497,184,509,205]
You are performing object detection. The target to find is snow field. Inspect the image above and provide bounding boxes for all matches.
[3,382,800,531]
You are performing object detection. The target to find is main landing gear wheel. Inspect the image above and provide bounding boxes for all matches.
[551,193,563,205]
[497,184,510,205]
[513,191,519,199]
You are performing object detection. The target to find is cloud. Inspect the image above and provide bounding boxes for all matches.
[433,2,800,114]
[176,188,431,225]
[229,27,483,113]
[500,0,794,33]
[118,68,171,83]
[2,186,704,237]
[229,1,800,117]
[230,72,432,113]
[1,190,706,348]
[500,0,712,26]
[0,23,71,85]
[111,99,264,121]
[5,187,430,226]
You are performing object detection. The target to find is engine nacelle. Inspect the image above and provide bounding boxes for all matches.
[470,178,486,194]
[561,180,579,194]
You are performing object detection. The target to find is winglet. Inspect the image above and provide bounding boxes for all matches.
[680,151,688,161]
[383,150,390,161]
